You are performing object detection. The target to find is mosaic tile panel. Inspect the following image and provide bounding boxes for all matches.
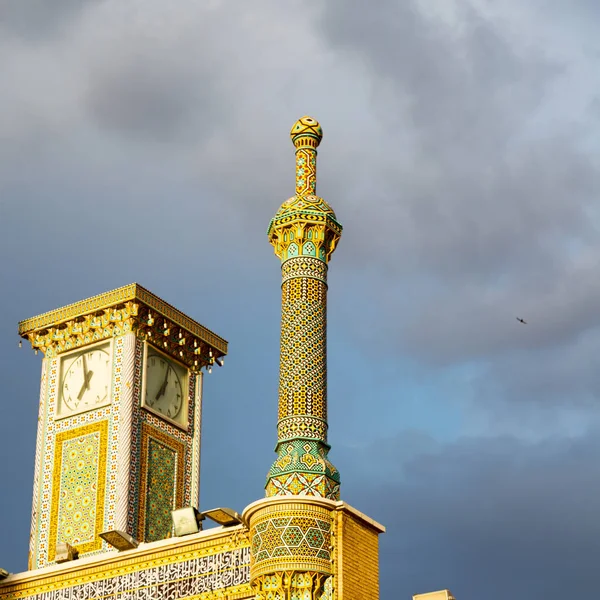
[265,438,340,499]
[138,422,185,543]
[145,439,177,542]
[48,420,108,561]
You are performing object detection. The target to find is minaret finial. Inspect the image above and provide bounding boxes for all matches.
[290,116,322,197]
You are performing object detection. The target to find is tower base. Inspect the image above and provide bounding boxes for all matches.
[244,496,385,600]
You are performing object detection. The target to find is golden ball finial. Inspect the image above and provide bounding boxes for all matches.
[290,116,323,148]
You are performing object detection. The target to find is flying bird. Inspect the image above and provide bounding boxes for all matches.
[516,317,527,324]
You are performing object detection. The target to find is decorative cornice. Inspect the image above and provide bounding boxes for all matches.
[242,495,338,524]
[17,284,227,367]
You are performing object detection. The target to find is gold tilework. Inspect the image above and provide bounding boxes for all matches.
[0,529,251,600]
[265,118,341,500]
[248,501,333,581]
[18,283,227,366]
[295,148,318,196]
[245,498,340,600]
[252,572,332,600]
[290,116,323,145]
[48,420,108,561]
[19,284,227,353]
[268,209,341,264]
[337,511,381,600]
[278,275,327,425]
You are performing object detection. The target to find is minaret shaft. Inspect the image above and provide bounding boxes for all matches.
[277,262,328,441]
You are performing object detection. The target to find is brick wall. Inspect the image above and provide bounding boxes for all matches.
[337,510,381,599]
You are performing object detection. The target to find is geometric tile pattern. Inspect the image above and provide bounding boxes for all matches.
[277,414,328,443]
[250,504,333,580]
[295,147,318,196]
[252,516,331,563]
[265,258,339,500]
[48,420,108,561]
[28,359,48,569]
[114,333,136,533]
[289,116,322,196]
[127,336,145,537]
[281,256,328,286]
[34,356,59,567]
[190,371,202,510]
[266,470,340,500]
[145,439,177,542]
[266,439,340,499]
[264,117,342,501]
[278,271,328,425]
[137,422,185,543]
[274,192,337,223]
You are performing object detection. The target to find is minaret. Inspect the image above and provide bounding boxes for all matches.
[265,116,342,500]
[243,117,348,600]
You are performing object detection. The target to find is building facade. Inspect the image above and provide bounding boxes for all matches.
[0,117,390,600]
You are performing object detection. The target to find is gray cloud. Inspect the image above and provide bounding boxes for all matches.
[1,1,599,596]
[315,0,600,365]
[342,430,600,600]
[78,3,235,144]
[0,0,97,39]
[85,51,219,143]
[471,328,600,414]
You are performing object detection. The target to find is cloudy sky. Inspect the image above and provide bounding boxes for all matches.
[1,0,600,597]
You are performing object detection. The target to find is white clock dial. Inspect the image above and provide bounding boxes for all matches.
[61,347,111,413]
[144,352,186,423]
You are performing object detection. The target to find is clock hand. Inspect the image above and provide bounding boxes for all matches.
[76,353,95,400]
[82,354,92,390]
[77,368,94,401]
[155,366,170,401]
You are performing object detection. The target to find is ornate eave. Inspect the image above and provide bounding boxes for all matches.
[267,210,343,238]
[18,283,227,369]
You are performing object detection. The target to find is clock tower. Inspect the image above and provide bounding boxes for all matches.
[19,284,227,569]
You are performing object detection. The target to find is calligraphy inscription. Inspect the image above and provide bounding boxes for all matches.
[10,547,250,600]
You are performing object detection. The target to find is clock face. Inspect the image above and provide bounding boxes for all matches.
[144,350,188,426]
[60,344,111,416]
